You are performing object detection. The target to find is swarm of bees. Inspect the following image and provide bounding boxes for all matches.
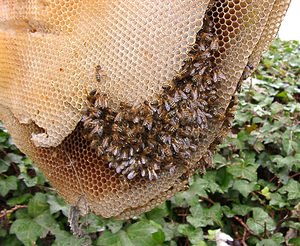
[82,16,228,181]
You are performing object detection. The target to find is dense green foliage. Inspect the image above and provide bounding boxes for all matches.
[0,39,299,246]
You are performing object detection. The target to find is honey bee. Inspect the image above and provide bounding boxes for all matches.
[140,155,147,165]
[147,100,158,113]
[198,42,206,51]
[128,158,136,166]
[199,64,208,76]
[140,168,146,177]
[171,141,180,153]
[114,111,123,122]
[183,83,192,93]
[111,146,121,156]
[91,124,104,137]
[162,84,172,91]
[96,146,104,156]
[87,89,97,102]
[223,118,232,128]
[127,170,137,180]
[112,123,123,133]
[191,88,198,100]
[95,65,106,82]
[212,68,226,82]
[200,32,214,42]
[89,139,99,149]
[173,91,181,103]
[167,110,177,118]
[102,136,110,149]
[169,165,176,176]
[196,50,212,60]
[143,115,153,130]
[179,90,188,100]
[169,124,179,133]
[189,43,200,54]
[189,144,197,152]
[147,168,158,180]
[210,36,219,51]
[202,150,213,166]
[208,95,218,104]
[164,99,171,112]
[241,63,254,80]
[95,94,108,109]
[82,117,93,128]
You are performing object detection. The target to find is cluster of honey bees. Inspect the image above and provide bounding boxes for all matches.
[82,16,227,181]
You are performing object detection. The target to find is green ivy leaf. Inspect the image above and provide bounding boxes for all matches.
[146,204,169,224]
[7,193,32,206]
[27,193,49,218]
[126,220,165,246]
[96,230,134,246]
[47,194,69,217]
[0,175,18,196]
[269,193,287,208]
[177,224,204,244]
[231,204,252,216]
[82,213,105,234]
[206,203,223,227]
[34,212,61,237]
[0,159,9,173]
[0,227,7,237]
[270,102,284,114]
[232,180,257,197]
[187,203,223,228]
[100,221,164,246]
[227,163,258,182]
[215,167,234,192]
[278,179,300,200]
[96,230,123,246]
[246,208,276,234]
[0,130,10,143]
[53,230,89,246]
[187,204,208,228]
[256,233,284,246]
[173,176,208,206]
[107,220,124,233]
[4,153,23,164]
[162,222,179,241]
[0,234,23,246]
[261,186,271,200]
[282,131,298,155]
[10,218,46,246]
[18,173,38,187]
[203,171,224,194]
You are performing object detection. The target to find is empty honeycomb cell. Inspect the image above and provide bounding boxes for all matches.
[0,0,290,218]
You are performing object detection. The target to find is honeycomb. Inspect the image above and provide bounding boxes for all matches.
[0,0,210,147]
[0,0,290,219]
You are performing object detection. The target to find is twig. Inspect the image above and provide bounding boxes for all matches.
[242,229,248,246]
[274,215,298,233]
[199,196,215,205]
[234,216,251,233]
[233,216,262,240]
[251,191,266,206]
[290,172,300,179]
[0,205,27,219]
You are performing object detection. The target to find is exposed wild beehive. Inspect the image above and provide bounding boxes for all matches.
[0,0,290,219]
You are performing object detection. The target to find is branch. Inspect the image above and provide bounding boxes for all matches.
[0,205,27,219]
[233,216,262,240]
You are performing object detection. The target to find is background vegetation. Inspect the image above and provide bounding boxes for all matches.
[0,39,299,246]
